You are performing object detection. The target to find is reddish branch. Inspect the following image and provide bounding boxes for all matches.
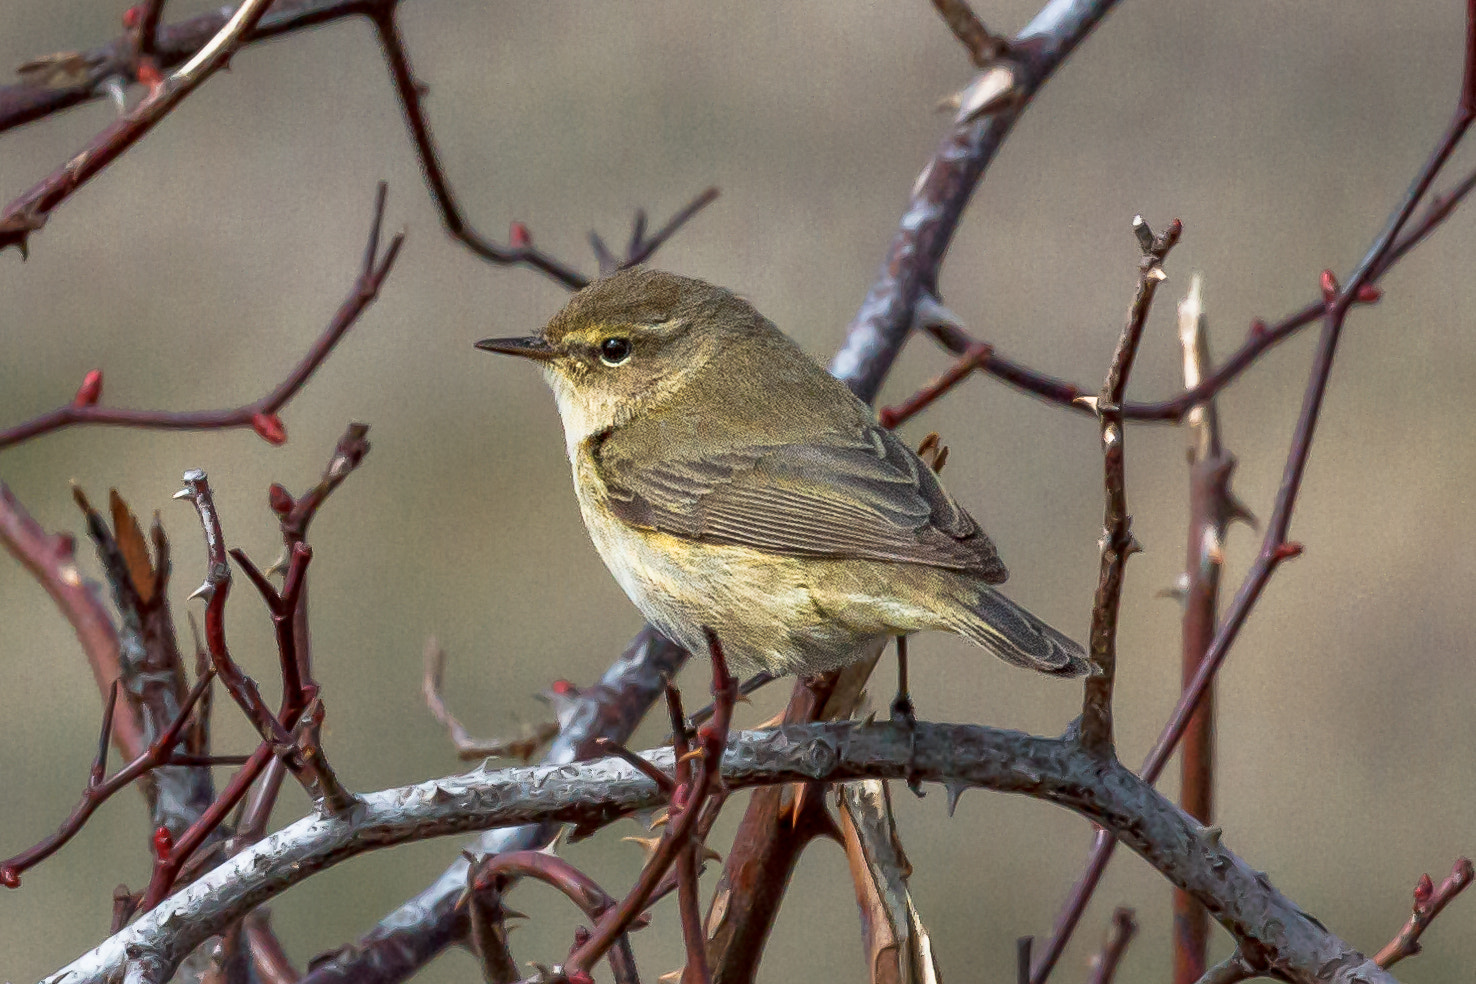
[424,641,560,762]
[0,483,145,759]
[1079,216,1179,756]
[0,0,275,254]
[922,162,1476,425]
[367,6,717,289]
[1171,278,1239,984]
[1373,858,1474,969]
[0,187,402,450]
[562,633,736,982]
[0,672,213,888]
[1032,5,1476,973]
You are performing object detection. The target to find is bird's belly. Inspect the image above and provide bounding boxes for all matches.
[574,479,934,674]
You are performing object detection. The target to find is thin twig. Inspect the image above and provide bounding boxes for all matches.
[930,0,1010,66]
[1085,908,1137,984]
[1373,857,1474,968]
[0,184,403,451]
[1079,216,1180,756]
[0,0,275,254]
[1032,5,1476,968]
[423,639,560,762]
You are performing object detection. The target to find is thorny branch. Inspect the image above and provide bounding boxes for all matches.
[42,720,1399,984]
[1079,216,1180,756]
[0,0,276,254]
[1030,0,1476,970]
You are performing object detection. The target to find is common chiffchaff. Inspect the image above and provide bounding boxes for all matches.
[477,268,1086,681]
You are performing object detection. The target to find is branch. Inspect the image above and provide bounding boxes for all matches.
[1085,908,1136,984]
[0,483,144,759]
[1033,4,1476,968]
[0,0,276,254]
[838,779,942,984]
[1373,858,1474,969]
[294,626,689,984]
[423,639,559,762]
[930,0,1010,67]
[921,162,1476,424]
[828,0,1122,402]
[1079,216,1179,755]
[0,184,402,451]
[43,721,1397,984]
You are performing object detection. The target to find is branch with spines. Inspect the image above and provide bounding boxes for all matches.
[40,719,1399,984]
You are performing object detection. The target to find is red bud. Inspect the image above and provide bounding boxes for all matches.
[136,59,162,90]
[1272,542,1304,562]
[877,407,900,429]
[122,5,142,28]
[151,826,173,860]
[251,413,287,446]
[1414,873,1435,907]
[268,483,294,516]
[1249,319,1269,340]
[0,866,18,889]
[550,679,577,696]
[1356,284,1383,304]
[1319,269,1339,300]
[567,972,595,984]
[509,222,531,249]
[74,369,103,407]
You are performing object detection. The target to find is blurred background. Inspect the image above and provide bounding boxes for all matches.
[2,1,1473,981]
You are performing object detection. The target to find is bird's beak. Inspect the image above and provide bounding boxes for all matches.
[474,335,556,361]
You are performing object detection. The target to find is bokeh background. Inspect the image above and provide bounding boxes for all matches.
[2,1,1473,981]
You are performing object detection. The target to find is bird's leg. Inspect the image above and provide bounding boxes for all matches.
[889,634,924,797]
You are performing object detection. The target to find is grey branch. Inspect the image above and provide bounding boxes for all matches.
[44,721,1392,984]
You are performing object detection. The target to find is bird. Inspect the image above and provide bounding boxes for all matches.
[476,268,1087,706]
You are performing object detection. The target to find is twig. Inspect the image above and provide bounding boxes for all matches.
[463,860,521,984]
[1079,216,1180,756]
[0,483,144,759]
[1085,908,1136,984]
[1373,857,1474,969]
[0,670,214,887]
[878,342,993,429]
[295,626,690,984]
[1033,5,1476,969]
[1171,276,1238,984]
[0,184,404,451]
[930,0,1010,66]
[838,779,942,984]
[0,0,275,254]
[1190,950,1258,984]
[44,719,1400,984]
[922,162,1476,424]
[563,633,736,980]
[423,640,560,762]
[368,7,715,289]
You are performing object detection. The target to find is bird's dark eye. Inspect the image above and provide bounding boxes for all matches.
[599,337,632,366]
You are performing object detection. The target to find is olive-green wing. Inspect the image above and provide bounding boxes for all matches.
[592,424,1008,582]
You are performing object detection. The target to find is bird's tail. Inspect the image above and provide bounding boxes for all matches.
[947,586,1088,676]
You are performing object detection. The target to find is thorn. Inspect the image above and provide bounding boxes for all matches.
[1146,264,1168,282]
[658,971,683,984]
[1225,493,1258,530]
[1124,532,1144,557]
[622,835,662,860]
[172,487,193,500]
[1075,395,1100,414]
[1201,824,1223,847]
[949,62,1020,123]
[944,779,967,817]
[188,582,213,602]
[677,747,706,765]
